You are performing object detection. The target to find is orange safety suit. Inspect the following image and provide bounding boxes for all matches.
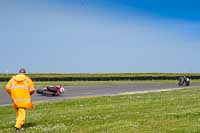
[6,74,35,109]
[6,73,35,129]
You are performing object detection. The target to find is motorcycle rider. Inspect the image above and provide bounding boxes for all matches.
[178,76,190,86]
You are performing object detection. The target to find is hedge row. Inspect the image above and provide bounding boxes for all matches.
[2,73,200,79]
[0,75,200,82]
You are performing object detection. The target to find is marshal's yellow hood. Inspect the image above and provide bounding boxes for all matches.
[13,74,26,82]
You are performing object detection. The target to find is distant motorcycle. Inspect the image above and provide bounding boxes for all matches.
[178,76,190,86]
[37,85,65,96]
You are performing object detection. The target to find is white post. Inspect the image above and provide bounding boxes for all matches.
[6,69,8,75]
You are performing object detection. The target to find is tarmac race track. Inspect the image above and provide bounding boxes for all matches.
[1,83,200,106]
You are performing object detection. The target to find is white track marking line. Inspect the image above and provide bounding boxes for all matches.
[118,86,196,95]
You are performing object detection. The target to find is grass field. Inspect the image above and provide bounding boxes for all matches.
[1,87,200,132]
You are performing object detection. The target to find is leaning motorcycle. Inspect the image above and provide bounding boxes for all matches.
[178,77,190,86]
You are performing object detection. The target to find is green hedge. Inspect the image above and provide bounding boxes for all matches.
[0,73,200,82]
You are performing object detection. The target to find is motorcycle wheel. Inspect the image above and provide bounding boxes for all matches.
[186,81,190,86]
[178,81,184,86]
[178,77,185,86]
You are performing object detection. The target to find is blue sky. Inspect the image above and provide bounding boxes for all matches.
[1,0,200,73]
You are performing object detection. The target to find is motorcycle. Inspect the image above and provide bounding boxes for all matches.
[178,76,190,86]
[36,85,65,96]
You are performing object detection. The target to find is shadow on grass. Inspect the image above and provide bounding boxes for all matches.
[24,122,37,128]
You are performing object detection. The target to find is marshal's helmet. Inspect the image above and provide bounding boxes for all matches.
[19,68,26,73]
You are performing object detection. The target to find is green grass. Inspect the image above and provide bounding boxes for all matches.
[1,87,200,132]
[34,80,177,87]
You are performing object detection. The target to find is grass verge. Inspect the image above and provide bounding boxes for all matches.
[1,87,200,132]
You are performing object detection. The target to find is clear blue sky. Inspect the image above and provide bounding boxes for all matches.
[1,0,200,73]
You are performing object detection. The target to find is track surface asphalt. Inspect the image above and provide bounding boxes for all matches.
[1,83,200,106]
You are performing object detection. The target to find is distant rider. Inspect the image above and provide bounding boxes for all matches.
[178,76,190,86]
